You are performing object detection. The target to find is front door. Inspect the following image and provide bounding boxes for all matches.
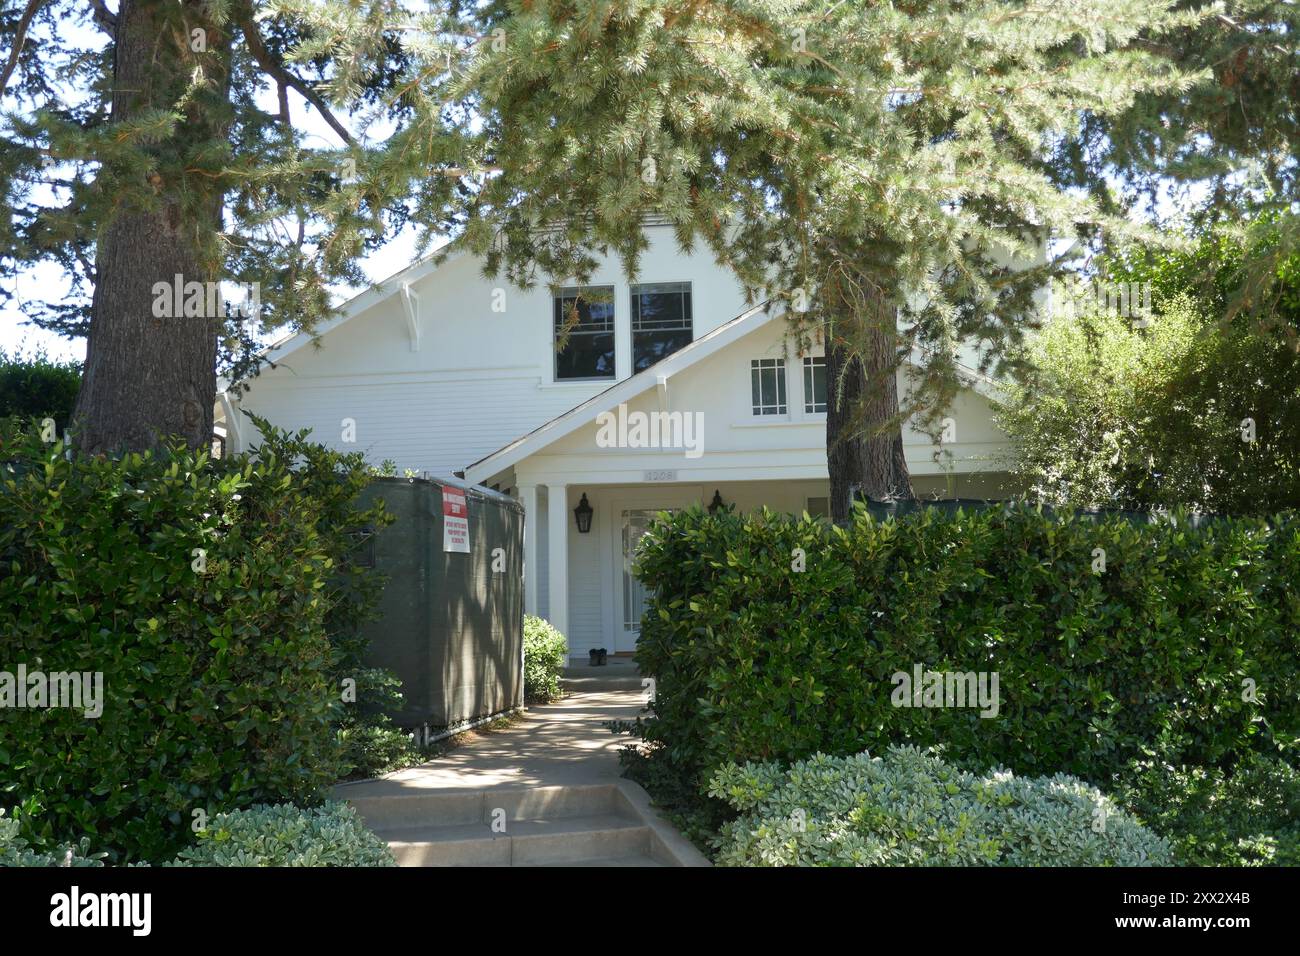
[620,509,666,650]
[604,487,702,653]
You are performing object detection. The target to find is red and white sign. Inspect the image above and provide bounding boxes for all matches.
[442,487,470,553]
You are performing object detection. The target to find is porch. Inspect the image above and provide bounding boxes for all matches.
[513,472,1006,662]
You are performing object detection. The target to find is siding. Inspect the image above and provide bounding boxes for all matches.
[567,513,604,657]
[238,373,602,477]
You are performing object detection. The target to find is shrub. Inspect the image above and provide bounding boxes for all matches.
[167,802,394,867]
[1117,753,1300,867]
[0,417,387,862]
[336,668,422,778]
[709,746,1173,867]
[633,504,1300,788]
[250,421,416,780]
[994,296,1300,514]
[0,808,103,867]
[524,615,567,703]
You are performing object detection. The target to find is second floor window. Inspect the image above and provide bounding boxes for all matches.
[632,282,693,372]
[803,355,827,413]
[751,358,787,415]
[555,286,616,381]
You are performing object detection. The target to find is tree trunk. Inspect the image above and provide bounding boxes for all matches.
[73,0,229,454]
[825,295,913,525]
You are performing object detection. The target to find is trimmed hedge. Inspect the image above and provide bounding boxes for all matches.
[633,504,1300,787]
[710,746,1172,867]
[1,802,394,867]
[0,348,80,434]
[0,418,387,862]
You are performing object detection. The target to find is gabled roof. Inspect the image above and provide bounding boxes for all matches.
[217,242,462,390]
[463,301,779,484]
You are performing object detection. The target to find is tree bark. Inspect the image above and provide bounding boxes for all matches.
[73,0,229,454]
[825,288,913,525]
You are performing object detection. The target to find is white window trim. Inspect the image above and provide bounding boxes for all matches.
[551,284,618,385]
[749,356,789,417]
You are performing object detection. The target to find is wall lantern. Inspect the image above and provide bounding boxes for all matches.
[573,493,594,533]
[708,489,725,515]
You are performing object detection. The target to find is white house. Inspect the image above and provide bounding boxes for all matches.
[216,224,1018,661]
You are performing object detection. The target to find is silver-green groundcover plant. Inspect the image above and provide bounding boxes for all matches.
[708,746,1172,866]
[0,803,395,867]
[168,802,396,867]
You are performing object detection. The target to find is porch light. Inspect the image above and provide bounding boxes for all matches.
[708,489,725,515]
[573,493,594,533]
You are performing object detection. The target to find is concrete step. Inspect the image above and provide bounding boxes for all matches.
[516,854,665,867]
[344,779,711,868]
[379,814,651,867]
[562,661,646,693]
[348,784,622,831]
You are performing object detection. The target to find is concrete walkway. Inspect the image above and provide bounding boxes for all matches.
[335,660,708,866]
[339,660,646,795]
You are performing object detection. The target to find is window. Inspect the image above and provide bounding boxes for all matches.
[554,286,616,381]
[632,282,692,372]
[803,355,827,413]
[750,358,787,415]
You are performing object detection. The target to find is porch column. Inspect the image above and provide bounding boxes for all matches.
[547,482,570,645]
[519,484,539,616]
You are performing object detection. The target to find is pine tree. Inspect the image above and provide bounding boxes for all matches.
[3,0,1205,503]
[444,0,1206,518]
[1,0,473,452]
[1055,0,1300,335]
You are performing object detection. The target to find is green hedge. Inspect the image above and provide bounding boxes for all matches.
[0,348,80,434]
[710,746,1172,867]
[0,418,387,862]
[633,504,1300,787]
[1116,753,1300,866]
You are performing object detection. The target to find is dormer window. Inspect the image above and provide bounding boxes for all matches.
[554,286,616,381]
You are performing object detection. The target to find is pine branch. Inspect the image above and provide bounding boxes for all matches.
[235,4,354,145]
[88,0,115,36]
[1,0,45,98]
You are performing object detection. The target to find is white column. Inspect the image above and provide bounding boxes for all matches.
[519,484,539,616]
[547,482,570,646]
